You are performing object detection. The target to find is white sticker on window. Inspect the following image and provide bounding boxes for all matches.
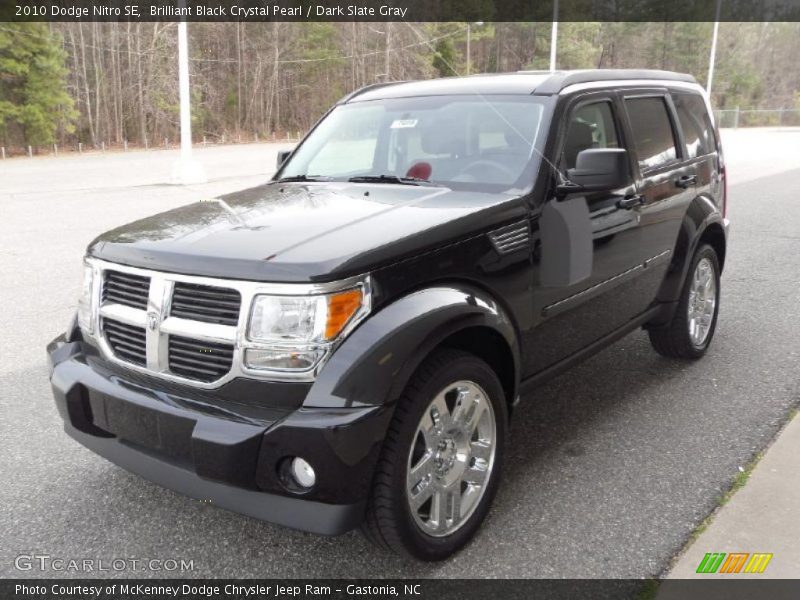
[390,119,418,129]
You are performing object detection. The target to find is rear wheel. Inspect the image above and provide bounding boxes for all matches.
[649,243,721,359]
[361,349,507,560]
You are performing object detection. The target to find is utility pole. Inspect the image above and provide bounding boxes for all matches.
[384,23,392,81]
[467,24,471,76]
[466,22,484,76]
[706,0,722,96]
[172,14,206,184]
[549,0,559,72]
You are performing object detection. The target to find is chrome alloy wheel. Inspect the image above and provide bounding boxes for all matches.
[687,257,717,346]
[406,380,497,537]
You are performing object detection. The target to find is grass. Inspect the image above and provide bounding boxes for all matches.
[675,402,800,556]
[720,453,763,505]
[636,579,661,600]
[680,449,764,550]
[661,401,800,580]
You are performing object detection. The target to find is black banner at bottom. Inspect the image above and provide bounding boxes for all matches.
[4,579,800,600]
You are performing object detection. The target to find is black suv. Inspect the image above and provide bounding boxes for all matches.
[48,69,728,560]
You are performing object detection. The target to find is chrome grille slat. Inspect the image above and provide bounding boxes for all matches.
[105,280,149,293]
[169,349,233,366]
[168,338,234,355]
[105,290,147,305]
[170,282,241,326]
[168,336,234,349]
[172,286,240,300]
[99,269,241,382]
[169,341,234,356]
[102,317,147,366]
[165,309,238,324]
[102,271,150,310]
[169,304,239,317]
[167,335,234,382]
[168,353,231,369]
[88,258,371,387]
[169,353,228,369]
[104,334,146,353]
[105,342,145,358]
[172,297,240,309]
[110,348,146,364]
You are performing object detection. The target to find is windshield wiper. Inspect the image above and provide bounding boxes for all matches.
[275,174,330,183]
[347,174,427,186]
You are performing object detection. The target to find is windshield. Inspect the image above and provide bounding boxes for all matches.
[277,95,550,193]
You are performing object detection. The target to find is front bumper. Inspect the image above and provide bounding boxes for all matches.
[47,335,392,536]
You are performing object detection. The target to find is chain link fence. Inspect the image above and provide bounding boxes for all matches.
[715,108,800,128]
[3,110,799,159]
[0,131,304,159]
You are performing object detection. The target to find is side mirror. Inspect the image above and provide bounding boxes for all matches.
[558,148,629,195]
[276,149,292,169]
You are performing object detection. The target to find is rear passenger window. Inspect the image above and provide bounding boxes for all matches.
[674,93,716,158]
[562,101,619,170]
[625,97,678,170]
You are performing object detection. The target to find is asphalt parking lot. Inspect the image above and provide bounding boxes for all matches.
[1,129,799,578]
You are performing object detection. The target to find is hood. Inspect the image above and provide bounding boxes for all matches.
[88,181,524,282]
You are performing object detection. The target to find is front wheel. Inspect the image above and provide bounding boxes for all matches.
[649,243,721,359]
[361,349,507,561]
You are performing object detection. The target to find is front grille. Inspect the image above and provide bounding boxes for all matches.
[102,318,147,366]
[168,335,234,382]
[102,270,150,309]
[170,282,241,326]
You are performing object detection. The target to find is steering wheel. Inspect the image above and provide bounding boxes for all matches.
[455,159,515,181]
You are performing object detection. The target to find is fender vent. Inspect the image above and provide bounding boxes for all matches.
[489,221,530,255]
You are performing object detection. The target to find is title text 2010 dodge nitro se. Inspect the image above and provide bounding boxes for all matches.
[48,70,728,560]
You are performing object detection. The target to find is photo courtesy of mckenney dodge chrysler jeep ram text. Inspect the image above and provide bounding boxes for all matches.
[48,69,729,561]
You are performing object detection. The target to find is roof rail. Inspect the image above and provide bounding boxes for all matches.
[338,81,408,104]
[531,69,698,95]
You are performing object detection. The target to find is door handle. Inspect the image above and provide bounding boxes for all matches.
[617,194,644,209]
[675,174,697,189]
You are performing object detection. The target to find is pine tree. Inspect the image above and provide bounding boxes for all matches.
[0,23,77,147]
[432,38,457,77]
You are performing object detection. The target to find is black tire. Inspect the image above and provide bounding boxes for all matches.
[648,243,721,359]
[361,348,508,561]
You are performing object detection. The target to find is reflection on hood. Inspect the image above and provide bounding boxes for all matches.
[89,181,521,282]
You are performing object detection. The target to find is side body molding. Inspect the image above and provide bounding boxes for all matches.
[303,285,520,408]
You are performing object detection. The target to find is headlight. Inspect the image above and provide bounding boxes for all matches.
[245,287,367,372]
[77,263,94,334]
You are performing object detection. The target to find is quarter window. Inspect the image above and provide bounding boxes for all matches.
[674,93,716,158]
[625,97,679,170]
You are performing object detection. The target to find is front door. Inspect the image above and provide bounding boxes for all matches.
[523,91,661,376]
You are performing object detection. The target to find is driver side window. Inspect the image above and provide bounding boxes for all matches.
[562,101,620,170]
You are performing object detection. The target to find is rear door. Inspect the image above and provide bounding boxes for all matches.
[671,91,725,216]
[619,91,698,302]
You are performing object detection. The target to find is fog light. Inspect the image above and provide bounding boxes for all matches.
[244,348,324,371]
[290,457,316,488]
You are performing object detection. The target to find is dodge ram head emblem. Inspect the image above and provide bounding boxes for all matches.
[146,312,159,332]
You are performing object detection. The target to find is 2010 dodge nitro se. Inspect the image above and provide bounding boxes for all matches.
[48,70,729,560]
